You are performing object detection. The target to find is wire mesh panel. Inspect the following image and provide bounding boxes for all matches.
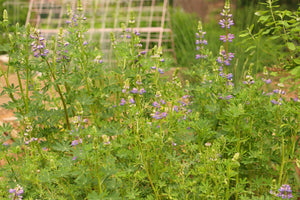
[26,0,176,61]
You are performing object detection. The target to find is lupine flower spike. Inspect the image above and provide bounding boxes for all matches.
[270,184,293,199]
[195,21,208,60]
[218,0,235,67]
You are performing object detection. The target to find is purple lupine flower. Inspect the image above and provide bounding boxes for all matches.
[216,57,222,63]
[129,98,135,104]
[152,101,159,107]
[196,54,201,59]
[131,88,138,94]
[72,156,77,161]
[226,95,233,100]
[134,30,140,36]
[161,112,167,118]
[120,98,126,106]
[139,88,146,94]
[160,99,166,104]
[219,72,225,78]
[140,51,146,55]
[227,81,234,87]
[71,140,79,146]
[152,111,161,119]
[228,33,235,42]
[276,184,293,199]
[293,97,299,102]
[226,73,233,80]
[9,185,23,200]
[126,35,131,39]
[173,106,179,113]
[160,58,165,62]
[271,99,278,104]
[219,19,226,28]
[273,89,280,94]
[227,18,234,28]
[158,68,164,74]
[224,59,231,66]
[220,35,227,42]
[83,41,88,45]
[228,52,234,60]
[122,89,126,93]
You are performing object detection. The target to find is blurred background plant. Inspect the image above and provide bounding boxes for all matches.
[0,0,28,54]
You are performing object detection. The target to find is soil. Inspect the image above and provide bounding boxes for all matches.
[173,0,237,22]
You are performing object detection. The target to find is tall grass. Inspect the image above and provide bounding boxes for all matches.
[169,2,278,83]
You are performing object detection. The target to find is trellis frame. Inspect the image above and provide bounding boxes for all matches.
[25,0,176,60]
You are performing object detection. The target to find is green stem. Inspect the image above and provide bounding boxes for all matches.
[4,154,18,182]
[44,59,71,130]
[278,136,285,185]
[136,120,160,199]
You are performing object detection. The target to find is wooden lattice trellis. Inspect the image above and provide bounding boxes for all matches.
[26,0,176,60]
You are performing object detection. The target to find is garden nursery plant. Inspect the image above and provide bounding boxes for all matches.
[0,0,299,199]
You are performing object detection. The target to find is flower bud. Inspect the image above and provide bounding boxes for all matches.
[3,9,8,23]
[77,0,83,12]
[197,21,203,31]
[225,0,230,10]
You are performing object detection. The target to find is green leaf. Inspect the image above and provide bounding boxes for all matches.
[249,24,254,32]
[293,57,300,65]
[258,15,270,24]
[290,66,300,78]
[286,42,296,51]
[239,33,249,38]
[245,46,256,53]
[52,141,71,152]
[255,11,268,16]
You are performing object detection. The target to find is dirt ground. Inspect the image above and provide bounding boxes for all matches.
[173,0,237,22]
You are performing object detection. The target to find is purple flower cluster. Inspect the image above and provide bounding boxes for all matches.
[71,138,83,146]
[150,66,164,74]
[30,31,49,58]
[195,21,208,60]
[220,33,235,43]
[120,96,138,106]
[56,42,70,62]
[9,185,23,200]
[151,98,169,120]
[271,98,283,105]
[270,184,293,199]
[218,0,235,66]
[94,55,103,64]
[263,78,272,84]
[273,89,285,95]
[122,87,146,96]
[219,94,233,101]
[243,75,255,85]
[24,137,38,145]
[217,48,234,67]
[152,111,168,120]
[66,13,86,27]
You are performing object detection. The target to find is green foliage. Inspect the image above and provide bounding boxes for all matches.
[240,0,300,71]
